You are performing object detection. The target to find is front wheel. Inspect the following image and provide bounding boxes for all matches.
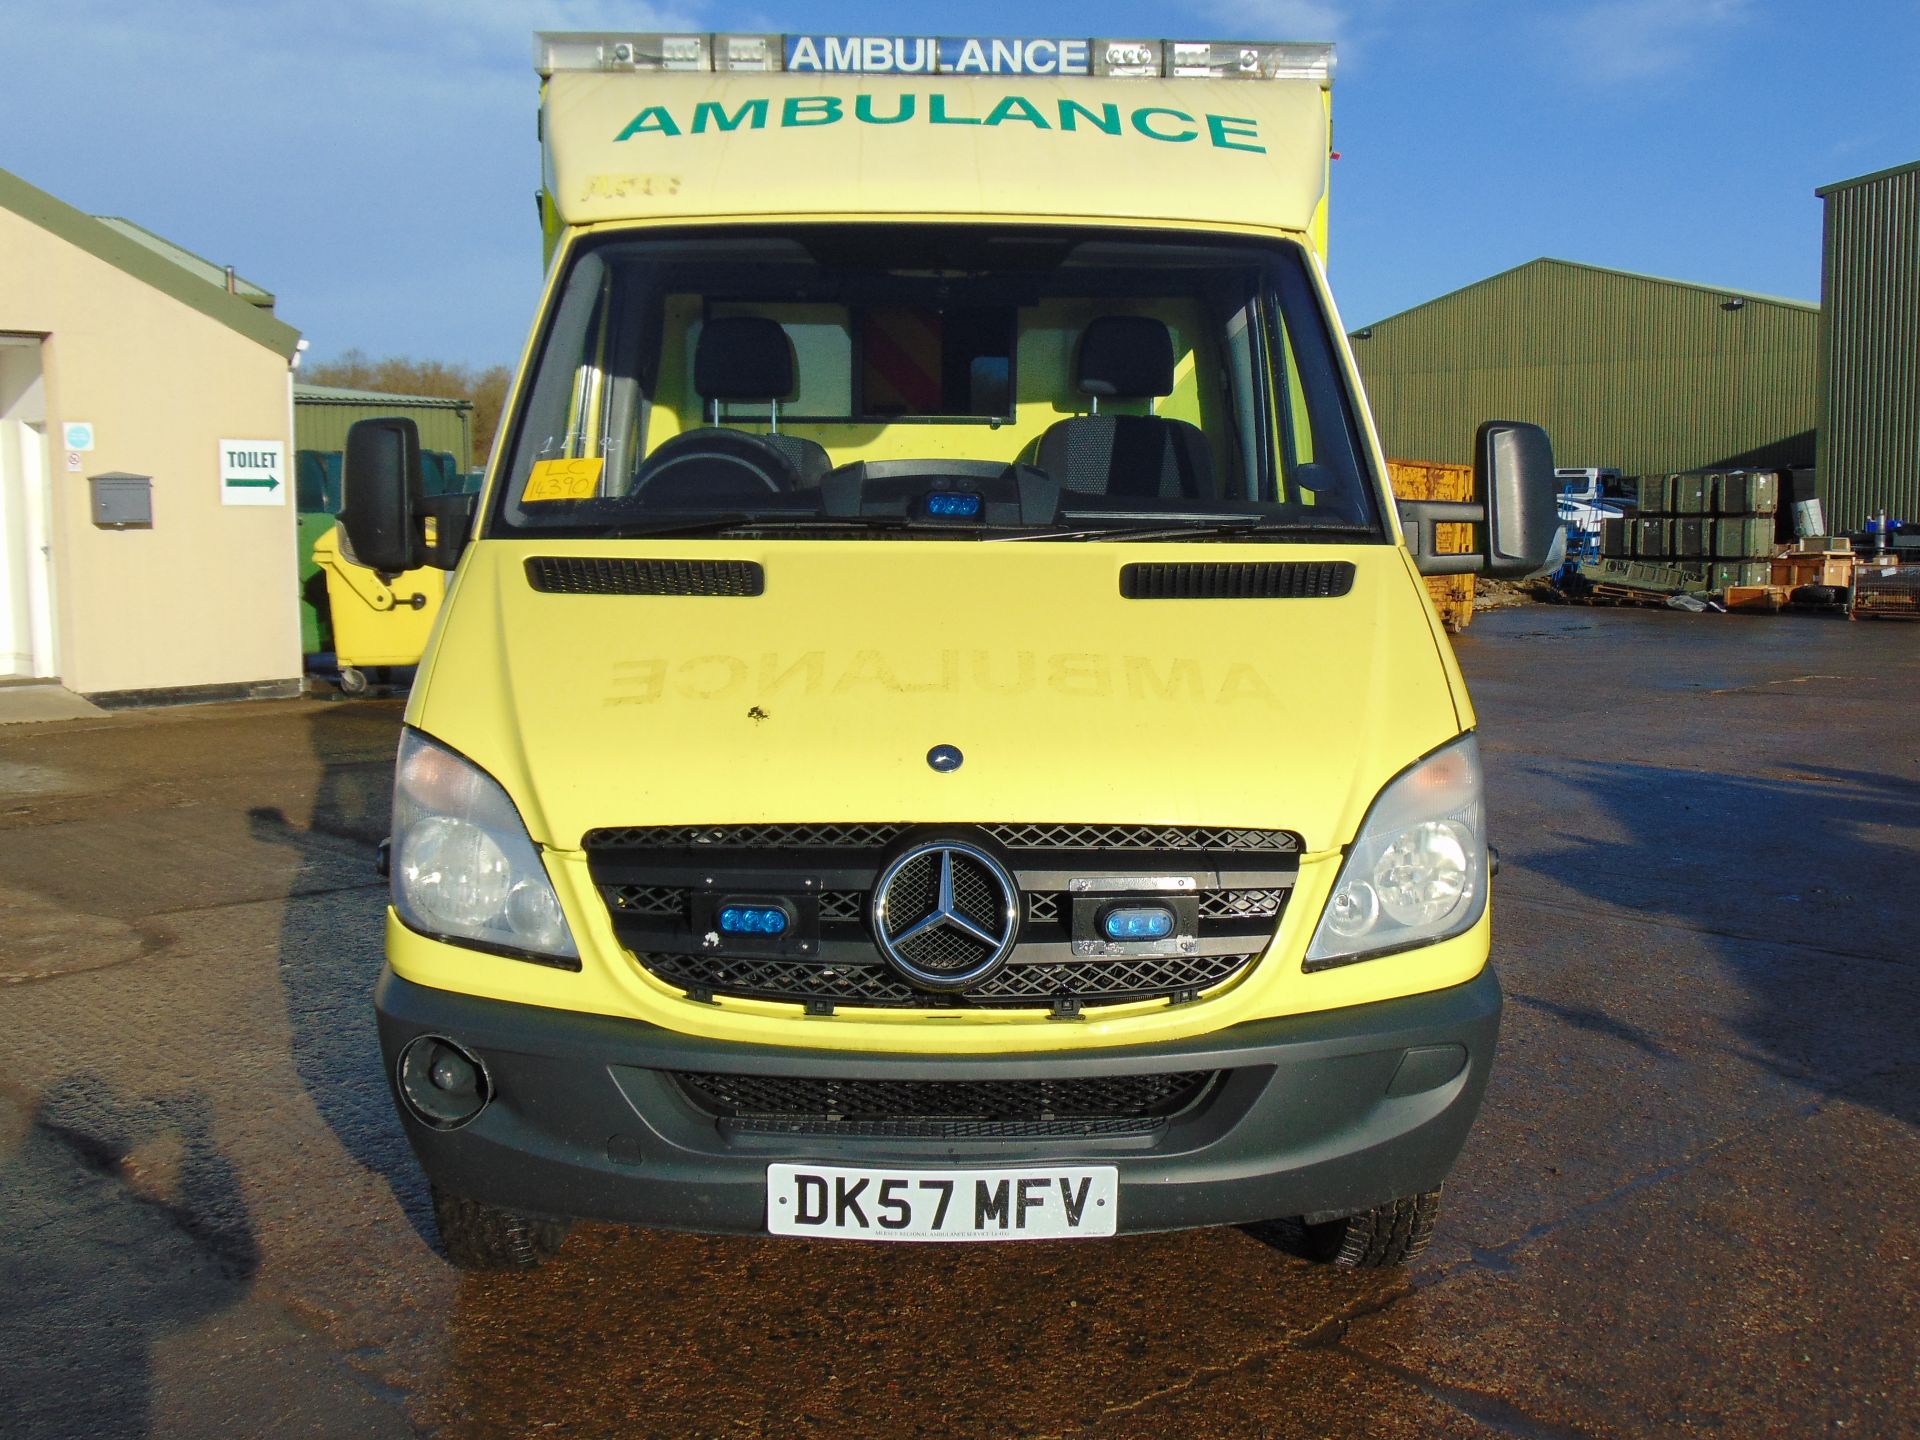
[431,1184,571,1271]
[1244,1187,1442,1269]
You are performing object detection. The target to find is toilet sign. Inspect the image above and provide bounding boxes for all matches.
[219,439,286,507]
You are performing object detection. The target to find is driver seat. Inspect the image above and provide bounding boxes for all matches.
[1033,316,1216,501]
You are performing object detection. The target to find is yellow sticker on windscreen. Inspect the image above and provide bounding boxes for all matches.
[524,456,604,502]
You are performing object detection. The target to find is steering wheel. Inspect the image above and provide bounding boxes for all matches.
[631,430,799,505]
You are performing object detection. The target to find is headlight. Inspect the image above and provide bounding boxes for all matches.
[391,730,579,963]
[1305,735,1487,968]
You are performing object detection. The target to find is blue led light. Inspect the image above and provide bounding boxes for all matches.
[1102,905,1176,941]
[719,905,789,935]
[926,491,983,518]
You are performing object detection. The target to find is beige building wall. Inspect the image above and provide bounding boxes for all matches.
[0,206,299,697]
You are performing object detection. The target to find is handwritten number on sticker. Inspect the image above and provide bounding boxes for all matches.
[524,457,605,502]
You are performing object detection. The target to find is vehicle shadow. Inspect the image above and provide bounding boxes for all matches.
[254,702,436,1247]
[0,1076,258,1440]
[1512,756,1920,1126]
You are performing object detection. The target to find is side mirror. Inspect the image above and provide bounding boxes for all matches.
[1397,421,1562,579]
[339,417,425,575]
[1477,421,1561,578]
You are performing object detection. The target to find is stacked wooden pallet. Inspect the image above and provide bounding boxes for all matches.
[1386,459,1475,631]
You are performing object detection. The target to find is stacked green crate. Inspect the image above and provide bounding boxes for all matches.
[1708,471,1779,590]
[1622,470,1777,589]
[1608,473,1708,586]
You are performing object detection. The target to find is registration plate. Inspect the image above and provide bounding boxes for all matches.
[767,1164,1119,1242]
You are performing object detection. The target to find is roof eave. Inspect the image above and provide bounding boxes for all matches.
[1815,157,1920,199]
[0,167,301,360]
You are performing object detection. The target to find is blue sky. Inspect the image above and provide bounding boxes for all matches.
[5,1,1915,368]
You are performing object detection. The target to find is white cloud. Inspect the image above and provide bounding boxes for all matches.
[1552,0,1752,83]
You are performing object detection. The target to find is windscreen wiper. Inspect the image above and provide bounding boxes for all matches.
[607,512,1052,539]
[605,513,901,538]
[1004,516,1379,543]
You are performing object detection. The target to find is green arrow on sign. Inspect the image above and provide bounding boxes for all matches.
[227,477,279,490]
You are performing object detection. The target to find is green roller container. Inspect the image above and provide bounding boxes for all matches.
[298,511,338,654]
[1712,516,1776,558]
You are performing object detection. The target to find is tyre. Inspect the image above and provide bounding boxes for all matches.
[1790,584,1840,607]
[338,666,369,696]
[431,1184,571,1271]
[1243,1186,1442,1269]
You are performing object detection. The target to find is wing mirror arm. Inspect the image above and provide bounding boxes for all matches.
[1398,500,1487,576]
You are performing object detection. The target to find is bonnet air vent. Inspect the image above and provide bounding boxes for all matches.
[1119,561,1356,600]
[525,557,765,596]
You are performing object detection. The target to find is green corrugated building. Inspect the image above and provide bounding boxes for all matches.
[294,383,473,473]
[1816,160,1920,531]
[1348,258,1820,477]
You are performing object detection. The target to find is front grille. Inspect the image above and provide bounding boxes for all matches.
[636,950,1257,1008]
[676,1070,1215,1123]
[721,1116,1166,1139]
[587,821,1295,1013]
[586,822,1300,853]
[615,888,1286,934]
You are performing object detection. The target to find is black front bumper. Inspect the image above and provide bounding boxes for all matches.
[374,966,1501,1236]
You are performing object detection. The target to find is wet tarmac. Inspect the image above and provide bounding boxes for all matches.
[1,606,1916,1438]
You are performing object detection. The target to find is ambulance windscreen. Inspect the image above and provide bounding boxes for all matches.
[491,226,1381,544]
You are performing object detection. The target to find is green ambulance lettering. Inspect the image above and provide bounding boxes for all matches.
[1206,113,1266,153]
[612,97,1263,153]
[1057,100,1122,134]
[855,94,916,124]
[984,95,1049,129]
[929,94,981,125]
[692,99,769,133]
[783,95,843,126]
[1131,107,1198,143]
[615,106,681,140]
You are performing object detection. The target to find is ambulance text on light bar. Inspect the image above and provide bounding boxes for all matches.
[535,34,1335,83]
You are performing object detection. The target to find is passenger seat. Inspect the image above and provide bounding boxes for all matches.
[1034,316,1215,501]
[690,316,832,485]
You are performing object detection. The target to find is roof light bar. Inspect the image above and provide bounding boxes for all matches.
[535,33,1334,82]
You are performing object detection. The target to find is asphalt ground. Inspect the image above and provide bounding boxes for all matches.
[2,605,1916,1439]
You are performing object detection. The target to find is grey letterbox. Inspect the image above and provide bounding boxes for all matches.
[89,472,152,528]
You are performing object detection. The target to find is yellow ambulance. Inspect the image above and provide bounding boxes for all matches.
[339,33,1561,1270]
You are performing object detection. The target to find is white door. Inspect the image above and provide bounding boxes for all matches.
[0,337,57,680]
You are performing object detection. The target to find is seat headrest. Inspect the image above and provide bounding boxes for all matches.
[694,316,796,402]
[1076,315,1176,399]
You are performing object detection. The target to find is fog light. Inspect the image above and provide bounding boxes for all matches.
[1101,904,1175,941]
[396,1035,492,1130]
